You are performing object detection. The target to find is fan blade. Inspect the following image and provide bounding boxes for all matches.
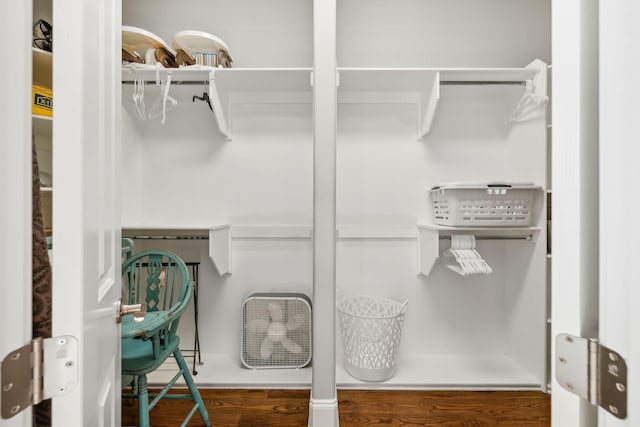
[286,313,306,331]
[246,318,270,333]
[260,337,275,359]
[268,302,284,322]
[281,337,303,354]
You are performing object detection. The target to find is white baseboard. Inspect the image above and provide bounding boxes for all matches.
[308,397,339,427]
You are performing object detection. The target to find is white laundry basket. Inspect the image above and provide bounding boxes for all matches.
[337,295,408,382]
[430,183,542,227]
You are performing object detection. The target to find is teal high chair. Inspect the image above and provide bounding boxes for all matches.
[121,250,210,427]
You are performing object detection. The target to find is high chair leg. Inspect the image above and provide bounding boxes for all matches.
[174,349,211,427]
[137,374,150,427]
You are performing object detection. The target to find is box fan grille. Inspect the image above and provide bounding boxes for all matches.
[241,293,312,369]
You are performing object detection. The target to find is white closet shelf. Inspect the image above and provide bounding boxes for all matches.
[33,47,52,87]
[336,353,542,390]
[148,352,539,390]
[148,353,311,388]
[337,225,418,239]
[337,60,545,139]
[123,224,313,277]
[121,67,313,139]
[417,224,541,276]
[33,115,53,138]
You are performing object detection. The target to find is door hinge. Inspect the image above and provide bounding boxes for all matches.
[1,336,78,419]
[555,333,627,419]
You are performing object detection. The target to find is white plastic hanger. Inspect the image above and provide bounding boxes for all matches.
[132,79,147,121]
[440,235,492,276]
[148,73,178,124]
[510,80,548,122]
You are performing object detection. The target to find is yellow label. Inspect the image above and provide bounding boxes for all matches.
[32,84,53,117]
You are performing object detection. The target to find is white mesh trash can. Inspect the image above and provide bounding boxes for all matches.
[337,295,408,382]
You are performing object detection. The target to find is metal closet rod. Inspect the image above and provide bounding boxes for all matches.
[440,234,533,241]
[440,81,526,85]
[121,81,208,86]
[121,80,527,86]
[126,235,209,240]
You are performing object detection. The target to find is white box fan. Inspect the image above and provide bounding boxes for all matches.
[241,293,312,369]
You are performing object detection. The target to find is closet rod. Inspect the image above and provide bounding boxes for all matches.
[126,235,209,240]
[122,80,527,86]
[439,234,533,241]
[440,81,526,86]
[121,81,209,86]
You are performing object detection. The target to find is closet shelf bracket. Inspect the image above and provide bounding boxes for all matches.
[209,225,232,275]
[419,71,440,140]
[208,71,231,140]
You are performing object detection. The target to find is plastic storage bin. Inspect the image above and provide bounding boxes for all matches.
[337,295,408,382]
[430,183,542,227]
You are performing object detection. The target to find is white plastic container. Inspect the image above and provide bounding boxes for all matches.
[337,295,407,382]
[430,183,542,227]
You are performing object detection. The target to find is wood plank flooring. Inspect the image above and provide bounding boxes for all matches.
[122,389,550,426]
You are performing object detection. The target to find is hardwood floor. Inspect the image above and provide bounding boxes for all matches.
[122,389,550,427]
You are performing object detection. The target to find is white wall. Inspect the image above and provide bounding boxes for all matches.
[337,0,551,68]
[121,0,551,386]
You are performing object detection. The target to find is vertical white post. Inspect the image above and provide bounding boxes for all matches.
[551,0,599,426]
[0,0,32,425]
[309,1,339,426]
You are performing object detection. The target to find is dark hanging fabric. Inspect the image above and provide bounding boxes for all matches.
[32,136,52,426]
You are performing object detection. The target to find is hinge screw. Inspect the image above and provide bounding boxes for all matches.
[65,361,74,367]
[609,352,619,362]
[566,382,574,390]
[10,353,20,361]
[558,357,566,364]
[565,336,574,343]
[2,383,13,392]
[10,405,20,414]
[57,338,66,345]
[609,405,619,415]
[616,383,626,392]
[59,386,66,392]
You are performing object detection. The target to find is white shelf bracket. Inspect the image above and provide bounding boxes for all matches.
[417,226,439,276]
[209,225,231,275]
[208,71,231,140]
[419,71,440,139]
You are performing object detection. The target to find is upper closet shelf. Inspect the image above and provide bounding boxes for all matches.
[337,60,545,139]
[122,67,312,139]
[33,47,52,87]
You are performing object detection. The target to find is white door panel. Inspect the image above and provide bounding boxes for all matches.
[52,0,122,426]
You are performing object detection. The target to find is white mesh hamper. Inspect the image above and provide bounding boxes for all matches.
[337,295,408,382]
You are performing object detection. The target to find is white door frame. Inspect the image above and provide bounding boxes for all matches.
[552,0,640,426]
[551,0,599,426]
[0,0,33,426]
[598,1,640,426]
